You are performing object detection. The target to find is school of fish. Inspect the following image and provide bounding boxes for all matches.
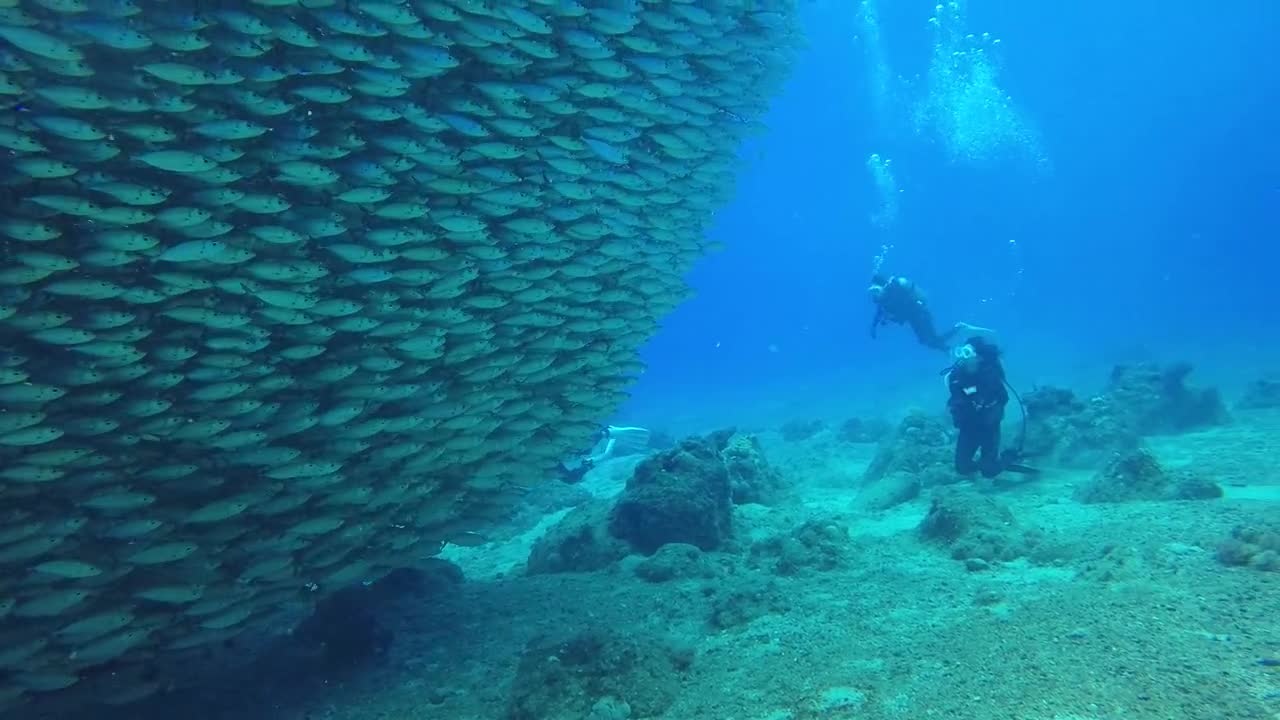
[0,0,799,712]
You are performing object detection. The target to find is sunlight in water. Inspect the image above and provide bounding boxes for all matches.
[855,0,895,128]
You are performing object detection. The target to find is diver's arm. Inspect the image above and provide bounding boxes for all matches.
[954,322,997,343]
[973,370,1010,423]
[945,370,965,406]
[946,371,967,403]
[945,373,969,424]
[869,307,883,338]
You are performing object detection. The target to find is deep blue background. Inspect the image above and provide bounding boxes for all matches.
[622,0,1280,427]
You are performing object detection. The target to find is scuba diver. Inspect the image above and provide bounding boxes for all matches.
[944,337,1039,479]
[557,425,652,484]
[868,273,990,353]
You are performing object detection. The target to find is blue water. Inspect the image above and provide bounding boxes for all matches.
[625,0,1280,430]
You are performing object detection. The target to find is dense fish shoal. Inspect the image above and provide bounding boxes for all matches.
[0,0,800,714]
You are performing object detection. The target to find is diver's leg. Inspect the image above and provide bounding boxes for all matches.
[954,427,979,475]
[910,312,948,351]
[978,422,1002,478]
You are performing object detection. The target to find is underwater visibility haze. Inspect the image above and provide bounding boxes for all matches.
[0,0,1277,719]
[630,0,1280,428]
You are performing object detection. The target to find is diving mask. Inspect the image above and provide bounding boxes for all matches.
[952,344,977,363]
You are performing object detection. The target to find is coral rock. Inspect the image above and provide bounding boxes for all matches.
[722,433,788,505]
[609,430,735,554]
[918,488,1040,565]
[527,500,630,575]
[861,410,954,486]
[1074,447,1221,504]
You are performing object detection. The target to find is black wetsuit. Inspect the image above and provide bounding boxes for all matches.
[557,426,609,483]
[557,459,592,484]
[870,277,955,352]
[947,354,1009,478]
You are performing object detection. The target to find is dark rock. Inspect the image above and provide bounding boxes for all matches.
[1024,386,1085,419]
[837,416,892,444]
[1217,526,1280,572]
[1238,377,1280,410]
[291,560,461,667]
[1106,362,1229,435]
[918,488,1041,564]
[634,543,717,583]
[779,418,826,442]
[507,629,689,720]
[861,410,954,486]
[1022,366,1228,468]
[749,517,852,575]
[855,470,921,511]
[1021,385,1087,458]
[648,428,678,451]
[609,429,735,554]
[1021,386,1142,468]
[1073,448,1221,504]
[722,432,787,505]
[381,559,463,596]
[1056,396,1144,468]
[1074,448,1163,503]
[1174,471,1224,500]
[527,499,630,575]
[293,585,394,669]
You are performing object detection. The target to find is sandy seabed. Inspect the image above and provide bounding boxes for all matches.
[84,411,1280,720]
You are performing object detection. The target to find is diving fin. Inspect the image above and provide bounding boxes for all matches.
[1003,462,1040,476]
[998,449,1041,477]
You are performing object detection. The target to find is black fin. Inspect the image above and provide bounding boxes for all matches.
[1003,463,1041,476]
